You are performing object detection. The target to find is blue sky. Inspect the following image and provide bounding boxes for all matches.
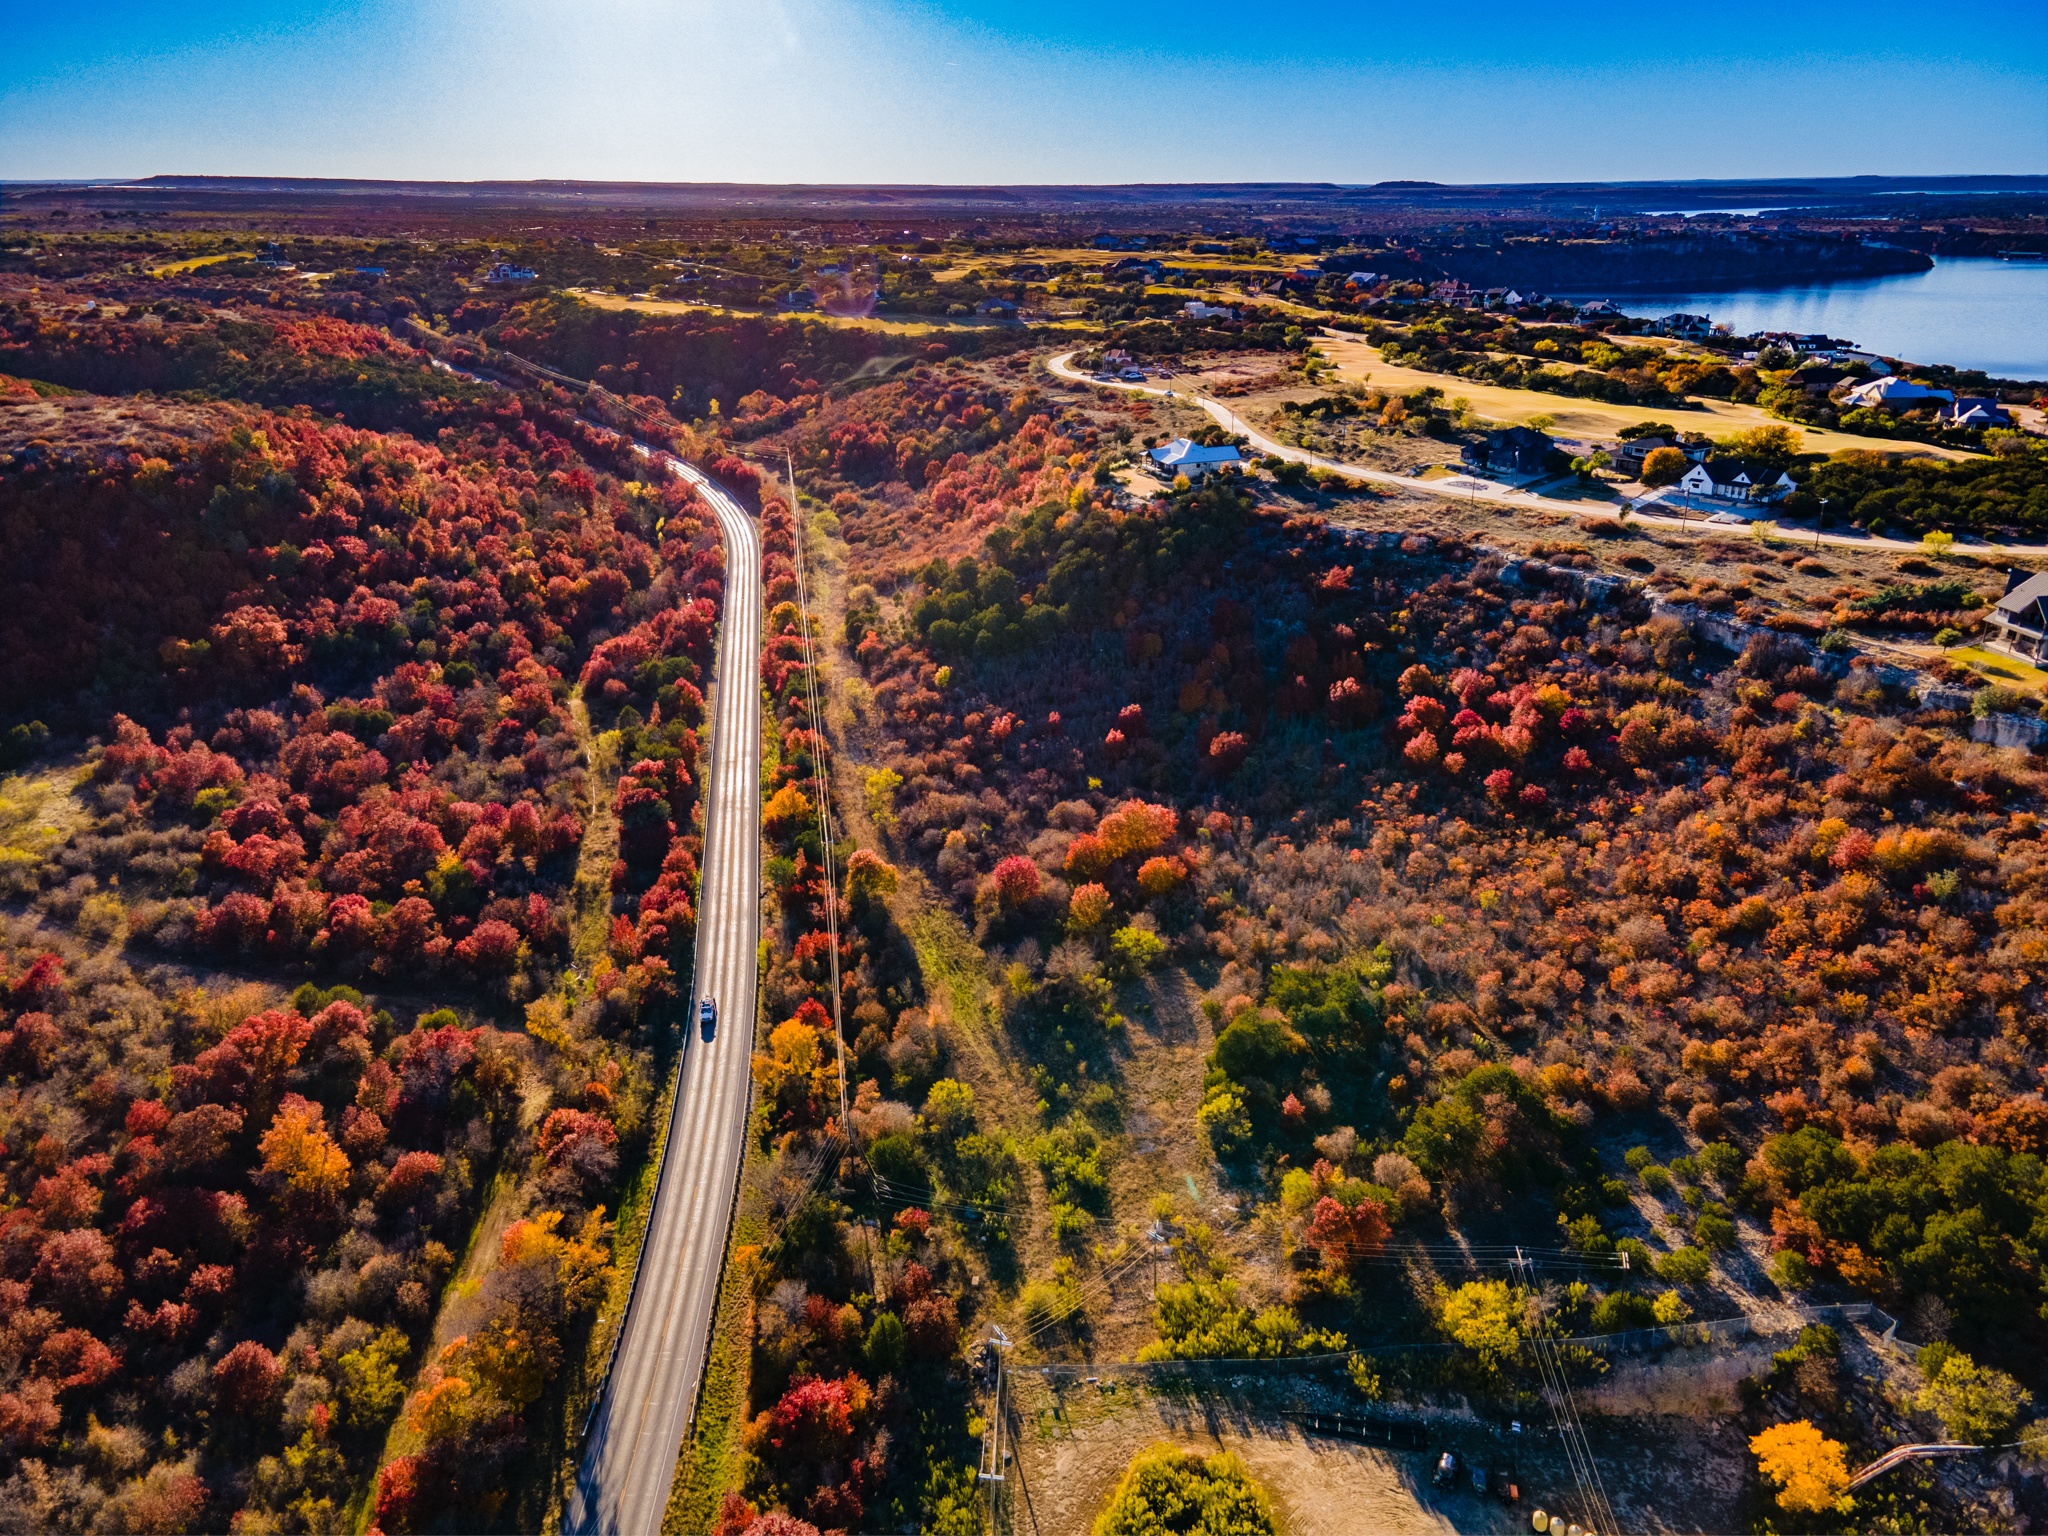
[4,0,2045,184]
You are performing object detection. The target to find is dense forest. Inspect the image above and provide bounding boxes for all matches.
[0,301,731,1531]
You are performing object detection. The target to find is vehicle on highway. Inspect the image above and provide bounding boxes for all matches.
[699,997,717,1040]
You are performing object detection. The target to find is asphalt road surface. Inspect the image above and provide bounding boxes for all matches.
[565,452,762,1536]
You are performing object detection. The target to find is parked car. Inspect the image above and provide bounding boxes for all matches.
[1119,367,1146,381]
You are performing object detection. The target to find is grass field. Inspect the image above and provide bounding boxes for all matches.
[569,291,1091,336]
[148,252,255,276]
[1316,335,1976,461]
[1950,645,2048,693]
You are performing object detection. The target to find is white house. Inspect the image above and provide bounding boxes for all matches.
[1937,397,2013,430]
[1991,569,2048,659]
[1148,438,1241,479]
[1844,375,1956,411]
[1183,300,1236,320]
[1677,459,1796,505]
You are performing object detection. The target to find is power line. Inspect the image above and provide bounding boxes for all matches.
[1514,1247,1620,1536]
[781,453,851,1140]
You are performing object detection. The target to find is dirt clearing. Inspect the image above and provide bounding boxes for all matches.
[1002,1374,1753,1536]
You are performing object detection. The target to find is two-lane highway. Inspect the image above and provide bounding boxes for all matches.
[565,453,763,1536]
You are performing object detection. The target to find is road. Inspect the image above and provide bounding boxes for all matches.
[1044,350,2045,557]
[565,451,763,1536]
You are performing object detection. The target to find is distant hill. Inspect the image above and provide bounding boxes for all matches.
[8,173,2045,218]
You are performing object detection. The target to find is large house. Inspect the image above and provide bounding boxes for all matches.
[1650,312,1713,339]
[1462,426,1555,478]
[1576,299,1624,322]
[1937,397,2013,430]
[1148,438,1242,479]
[1612,434,1706,474]
[974,297,1019,317]
[1843,375,1956,411]
[1182,300,1236,320]
[1991,569,2048,659]
[1677,458,1796,504]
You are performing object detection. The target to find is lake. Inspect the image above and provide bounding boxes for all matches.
[1581,258,2048,381]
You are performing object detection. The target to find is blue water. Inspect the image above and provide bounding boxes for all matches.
[1577,258,2048,380]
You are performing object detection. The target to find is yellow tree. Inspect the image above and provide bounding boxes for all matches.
[260,1094,350,1209]
[763,784,813,841]
[1751,1420,1853,1515]
[1436,1280,1524,1373]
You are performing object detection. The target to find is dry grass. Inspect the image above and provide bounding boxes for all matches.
[1313,335,1976,462]
[0,394,232,452]
[1004,1370,1759,1536]
[0,762,93,874]
[569,291,1091,337]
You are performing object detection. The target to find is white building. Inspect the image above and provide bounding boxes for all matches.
[1148,438,1242,479]
[1677,459,1796,505]
[1843,375,1956,410]
[1183,300,1236,320]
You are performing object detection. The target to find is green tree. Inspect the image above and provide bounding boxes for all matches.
[336,1328,411,1431]
[864,766,903,827]
[1917,1354,2033,1444]
[1108,925,1166,979]
[864,1310,906,1375]
[920,1079,978,1143]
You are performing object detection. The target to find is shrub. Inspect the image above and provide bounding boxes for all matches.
[1591,1291,1655,1332]
[1657,1247,1711,1284]
[1107,925,1166,979]
[1094,1445,1276,1536]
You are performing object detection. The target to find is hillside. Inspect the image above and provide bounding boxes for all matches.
[0,298,737,1531]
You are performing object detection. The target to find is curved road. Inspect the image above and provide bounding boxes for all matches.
[565,452,762,1536]
[1046,349,2041,557]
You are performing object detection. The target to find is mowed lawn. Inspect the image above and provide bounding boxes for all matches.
[1949,646,2048,694]
[1315,335,1976,461]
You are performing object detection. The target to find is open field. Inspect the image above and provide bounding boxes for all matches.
[1002,1373,1758,1536]
[1315,334,1978,460]
[1949,644,2048,692]
[146,252,256,276]
[567,290,1091,335]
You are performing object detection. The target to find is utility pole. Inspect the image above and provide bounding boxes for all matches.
[979,1324,1013,1496]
